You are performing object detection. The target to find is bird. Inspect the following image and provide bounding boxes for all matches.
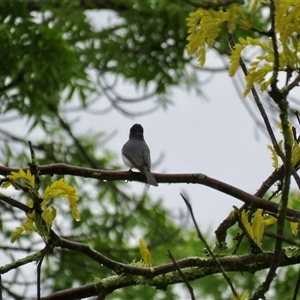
[122,124,158,186]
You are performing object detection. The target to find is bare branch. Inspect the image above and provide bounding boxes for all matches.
[292,267,300,300]
[1,163,300,221]
[167,250,196,300]
[181,193,238,299]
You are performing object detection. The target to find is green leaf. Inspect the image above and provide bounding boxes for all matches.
[285,246,300,258]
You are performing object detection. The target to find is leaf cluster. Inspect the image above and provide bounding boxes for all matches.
[0,1,90,123]
[187,0,300,97]
[1,169,79,243]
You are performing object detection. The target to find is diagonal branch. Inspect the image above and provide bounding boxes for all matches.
[167,250,196,300]
[181,193,238,298]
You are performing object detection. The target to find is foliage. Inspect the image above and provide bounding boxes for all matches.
[187,0,300,98]
[0,1,200,299]
[241,209,264,247]
[1,1,300,300]
[1,170,80,243]
[186,0,300,299]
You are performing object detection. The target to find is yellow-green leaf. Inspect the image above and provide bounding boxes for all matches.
[43,178,80,221]
[264,216,277,226]
[1,181,11,189]
[234,290,248,300]
[186,8,228,68]
[229,44,245,76]
[291,222,298,236]
[241,210,264,246]
[34,213,50,242]
[139,238,152,267]
[10,216,35,243]
[252,210,264,246]
[292,143,300,166]
[8,169,35,188]
[42,206,57,231]
[241,210,253,240]
[278,140,283,153]
[27,199,34,208]
[267,145,279,169]
[10,226,25,243]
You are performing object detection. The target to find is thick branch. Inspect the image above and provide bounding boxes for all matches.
[1,164,300,221]
[40,251,300,300]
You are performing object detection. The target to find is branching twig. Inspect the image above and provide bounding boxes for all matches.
[0,67,27,92]
[228,34,282,160]
[96,291,109,300]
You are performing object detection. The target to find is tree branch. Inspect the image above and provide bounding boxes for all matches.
[40,251,300,300]
[1,164,300,221]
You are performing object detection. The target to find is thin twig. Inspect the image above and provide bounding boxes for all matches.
[0,274,2,300]
[28,140,42,192]
[57,116,98,168]
[228,33,282,160]
[180,193,239,299]
[96,291,109,300]
[264,231,300,247]
[292,266,300,300]
[37,256,44,300]
[167,250,195,300]
[286,72,300,92]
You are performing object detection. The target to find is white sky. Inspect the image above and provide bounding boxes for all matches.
[76,10,274,233]
[78,66,273,233]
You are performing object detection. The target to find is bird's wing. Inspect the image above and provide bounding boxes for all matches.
[142,147,151,168]
[122,141,146,172]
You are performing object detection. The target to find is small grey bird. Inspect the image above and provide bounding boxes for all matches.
[122,124,158,186]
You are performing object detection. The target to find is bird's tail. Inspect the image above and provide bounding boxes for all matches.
[143,168,158,187]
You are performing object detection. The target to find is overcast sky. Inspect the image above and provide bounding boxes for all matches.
[64,52,274,234]
[68,10,275,233]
